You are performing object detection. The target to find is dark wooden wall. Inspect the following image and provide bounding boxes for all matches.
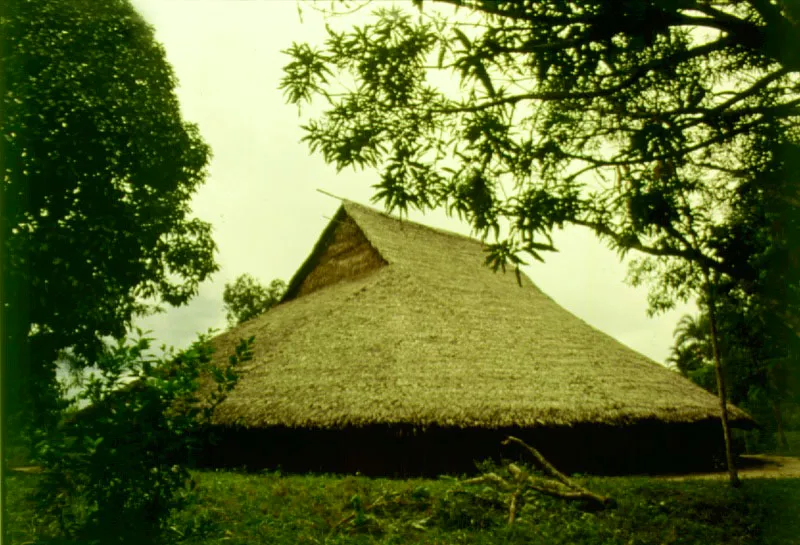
[191,420,736,477]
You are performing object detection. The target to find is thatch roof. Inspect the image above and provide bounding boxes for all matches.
[209,201,752,430]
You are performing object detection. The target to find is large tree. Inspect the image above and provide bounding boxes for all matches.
[1,0,217,427]
[282,0,800,484]
[281,0,799,330]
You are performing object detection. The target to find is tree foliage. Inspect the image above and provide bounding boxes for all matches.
[669,289,800,445]
[223,275,286,327]
[32,332,253,543]
[669,314,713,376]
[1,0,217,423]
[280,0,800,335]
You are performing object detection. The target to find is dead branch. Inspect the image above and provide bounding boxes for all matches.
[462,472,514,490]
[503,435,614,508]
[327,493,389,535]
[460,436,615,524]
[508,486,523,525]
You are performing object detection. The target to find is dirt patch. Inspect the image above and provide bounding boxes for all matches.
[659,455,800,481]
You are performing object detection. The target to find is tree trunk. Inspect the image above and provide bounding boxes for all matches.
[772,398,789,449]
[703,269,741,487]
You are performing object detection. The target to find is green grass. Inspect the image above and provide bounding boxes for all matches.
[9,468,800,545]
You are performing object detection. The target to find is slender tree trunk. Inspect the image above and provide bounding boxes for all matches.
[772,398,789,449]
[0,4,10,540]
[703,269,741,487]
[767,362,789,449]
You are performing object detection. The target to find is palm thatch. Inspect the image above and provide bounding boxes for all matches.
[209,201,752,432]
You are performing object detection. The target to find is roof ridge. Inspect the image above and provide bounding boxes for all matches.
[341,200,487,250]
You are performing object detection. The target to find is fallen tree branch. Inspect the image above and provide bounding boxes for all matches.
[327,493,389,536]
[463,472,514,490]
[463,471,526,524]
[508,485,523,525]
[460,436,615,524]
[502,436,614,508]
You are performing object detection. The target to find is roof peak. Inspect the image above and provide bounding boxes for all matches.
[341,200,487,249]
[283,200,494,303]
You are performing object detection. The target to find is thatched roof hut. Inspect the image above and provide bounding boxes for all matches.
[202,201,753,476]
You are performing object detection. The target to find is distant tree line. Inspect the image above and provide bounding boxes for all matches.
[223,274,286,327]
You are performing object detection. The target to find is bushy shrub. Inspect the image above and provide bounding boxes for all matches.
[32,331,254,544]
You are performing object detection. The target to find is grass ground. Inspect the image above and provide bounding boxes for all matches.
[8,467,800,545]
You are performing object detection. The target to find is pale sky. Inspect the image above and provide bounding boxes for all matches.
[130,0,695,364]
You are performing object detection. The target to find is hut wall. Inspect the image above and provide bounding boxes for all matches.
[194,421,732,476]
[296,215,386,298]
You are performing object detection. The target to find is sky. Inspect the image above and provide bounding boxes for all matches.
[129,0,695,365]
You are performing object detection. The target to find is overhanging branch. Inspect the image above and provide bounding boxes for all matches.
[571,218,729,276]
